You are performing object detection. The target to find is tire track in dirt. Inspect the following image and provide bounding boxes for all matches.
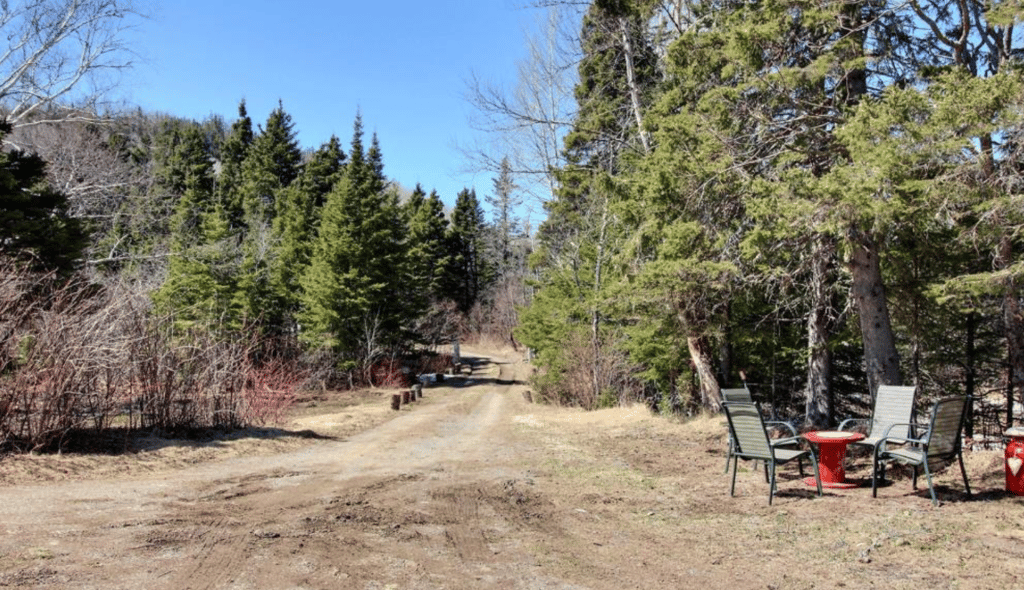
[0,353,534,589]
[427,358,520,564]
[166,518,248,590]
[436,487,490,562]
[168,354,526,585]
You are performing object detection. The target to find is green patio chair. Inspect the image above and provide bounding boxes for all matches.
[871,395,972,506]
[723,401,822,505]
[839,384,917,482]
[721,387,799,474]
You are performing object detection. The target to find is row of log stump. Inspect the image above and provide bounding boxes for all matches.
[390,364,472,411]
[390,382,424,410]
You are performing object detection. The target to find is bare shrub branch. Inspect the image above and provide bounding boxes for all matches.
[0,258,304,452]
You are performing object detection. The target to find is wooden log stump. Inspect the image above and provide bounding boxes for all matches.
[413,383,423,399]
[402,390,410,404]
[391,394,401,411]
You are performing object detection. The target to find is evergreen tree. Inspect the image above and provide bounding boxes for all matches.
[151,124,230,328]
[519,0,657,407]
[485,156,522,276]
[405,185,451,312]
[239,101,302,226]
[233,101,304,332]
[271,135,346,332]
[445,188,490,315]
[0,122,87,272]
[299,115,407,369]
[216,100,254,228]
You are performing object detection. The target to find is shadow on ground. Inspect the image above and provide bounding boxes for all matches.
[17,425,339,457]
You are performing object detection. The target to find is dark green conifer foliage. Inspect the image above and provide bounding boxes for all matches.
[518,0,657,408]
[299,115,407,365]
[486,156,521,276]
[445,188,490,314]
[0,122,87,272]
[234,101,304,331]
[216,101,254,228]
[150,124,232,328]
[151,118,213,197]
[271,136,346,332]
[404,185,451,308]
[239,101,302,226]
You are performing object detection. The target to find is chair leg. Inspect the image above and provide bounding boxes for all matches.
[730,456,739,497]
[810,454,822,498]
[872,454,880,498]
[958,452,972,498]
[922,461,937,506]
[874,447,887,484]
[724,439,732,474]
[912,465,919,490]
[768,462,776,506]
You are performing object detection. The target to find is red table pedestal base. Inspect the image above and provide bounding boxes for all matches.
[804,476,860,489]
[802,430,866,489]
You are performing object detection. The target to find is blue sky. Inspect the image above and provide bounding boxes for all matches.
[126,1,532,207]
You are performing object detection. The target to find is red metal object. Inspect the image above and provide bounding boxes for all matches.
[1005,427,1024,496]
[803,430,866,489]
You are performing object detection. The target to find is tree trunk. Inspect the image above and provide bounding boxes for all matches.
[591,197,610,405]
[965,313,978,438]
[619,17,651,155]
[805,234,835,428]
[687,334,721,412]
[719,300,732,386]
[847,227,901,396]
[997,235,1024,418]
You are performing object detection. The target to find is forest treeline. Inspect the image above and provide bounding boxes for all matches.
[0,97,530,448]
[510,0,1023,437]
[4,100,521,366]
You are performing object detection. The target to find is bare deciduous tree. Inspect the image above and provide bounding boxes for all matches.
[11,120,145,215]
[0,0,145,133]
[462,3,582,209]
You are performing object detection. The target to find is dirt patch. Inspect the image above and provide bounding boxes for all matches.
[1,352,1023,589]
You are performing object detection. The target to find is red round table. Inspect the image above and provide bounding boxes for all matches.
[803,430,866,489]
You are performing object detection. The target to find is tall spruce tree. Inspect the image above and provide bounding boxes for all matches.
[404,185,450,305]
[485,156,522,276]
[445,188,490,315]
[239,101,302,226]
[299,115,407,370]
[519,0,658,407]
[271,135,346,334]
[233,102,304,332]
[151,124,232,328]
[216,100,254,228]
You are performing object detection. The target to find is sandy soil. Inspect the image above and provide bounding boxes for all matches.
[1,351,1022,589]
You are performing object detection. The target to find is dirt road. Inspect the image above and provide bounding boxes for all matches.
[2,353,1024,589]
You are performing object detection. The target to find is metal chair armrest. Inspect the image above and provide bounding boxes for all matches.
[771,436,802,447]
[765,420,797,437]
[877,422,926,454]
